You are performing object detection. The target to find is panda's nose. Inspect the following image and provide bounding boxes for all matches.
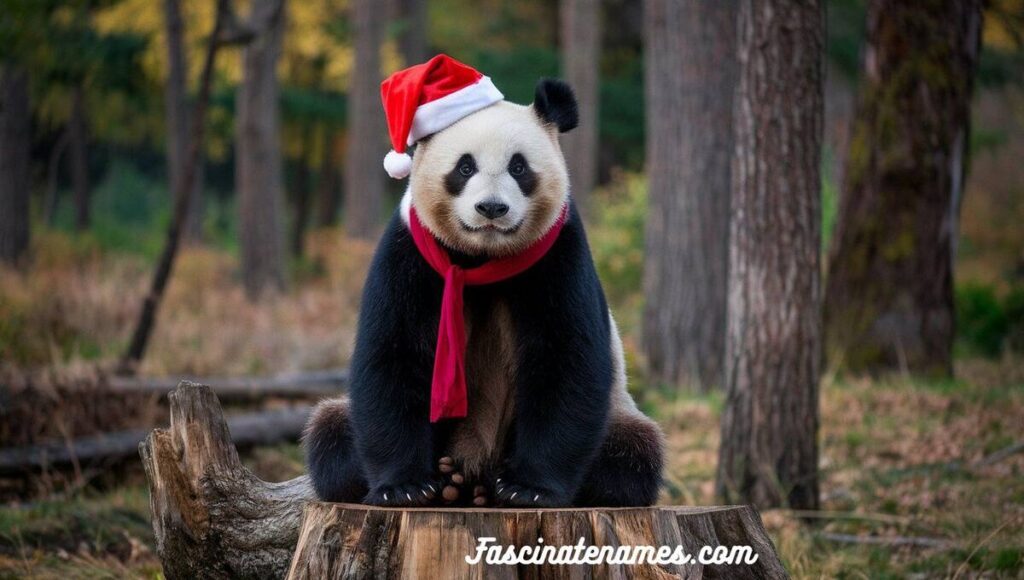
[475,200,509,219]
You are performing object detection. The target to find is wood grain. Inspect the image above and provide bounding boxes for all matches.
[143,382,788,579]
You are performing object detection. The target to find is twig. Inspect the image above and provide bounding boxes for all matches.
[952,519,1012,580]
[773,508,912,525]
[973,440,1024,467]
[816,532,954,549]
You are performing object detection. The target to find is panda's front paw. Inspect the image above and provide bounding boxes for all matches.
[364,479,440,507]
[493,476,565,508]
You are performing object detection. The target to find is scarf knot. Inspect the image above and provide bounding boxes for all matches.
[408,205,569,422]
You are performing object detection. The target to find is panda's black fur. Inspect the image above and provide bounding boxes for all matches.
[304,79,663,508]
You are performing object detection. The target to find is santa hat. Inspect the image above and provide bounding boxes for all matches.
[380,54,504,179]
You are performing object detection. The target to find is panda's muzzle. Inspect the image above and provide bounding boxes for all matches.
[474,200,510,220]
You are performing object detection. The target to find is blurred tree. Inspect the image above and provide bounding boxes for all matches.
[237,0,288,298]
[316,129,342,226]
[559,0,599,213]
[344,0,386,240]
[120,0,234,373]
[641,0,736,392]
[290,115,315,258]
[164,0,205,241]
[69,84,91,230]
[824,0,984,377]
[0,65,31,266]
[395,0,428,66]
[716,0,823,511]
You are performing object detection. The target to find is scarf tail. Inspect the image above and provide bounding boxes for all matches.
[429,265,468,422]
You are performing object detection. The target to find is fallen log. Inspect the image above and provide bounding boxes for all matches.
[143,382,789,579]
[0,402,310,474]
[107,368,348,399]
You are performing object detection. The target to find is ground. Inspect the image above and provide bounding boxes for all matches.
[1,359,1021,579]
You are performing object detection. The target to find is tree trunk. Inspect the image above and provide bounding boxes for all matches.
[315,128,340,227]
[44,129,70,227]
[291,126,313,258]
[716,0,823,512]
[343,0,385,240]
[823,0,982,377]
[142,384,788,580]
[395,0,428,67]
[164,0,205,243]
[237,0,287,298]
[70,84,91,231]
[118,0,231,373]
[0,65,31,266]
[641,0,736,392]
[559,0,599,214]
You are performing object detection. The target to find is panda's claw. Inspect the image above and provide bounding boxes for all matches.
[366,479,440,507]
[493,477,560,508]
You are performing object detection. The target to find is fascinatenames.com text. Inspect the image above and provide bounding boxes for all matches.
[465,537,760,566]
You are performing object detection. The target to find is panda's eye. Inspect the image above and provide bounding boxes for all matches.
[509,161,526,176]
[458,161,475,177]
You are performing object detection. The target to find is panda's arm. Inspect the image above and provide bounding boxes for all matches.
[348,214,441,505]
[501,217,614,506]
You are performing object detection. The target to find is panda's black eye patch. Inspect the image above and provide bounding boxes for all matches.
[445,154,476,195]
[508,153,537,196]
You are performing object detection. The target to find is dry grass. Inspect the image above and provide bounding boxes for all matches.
[654,362,1024,579]
[2,227,1023,577]
[1,228,373,377]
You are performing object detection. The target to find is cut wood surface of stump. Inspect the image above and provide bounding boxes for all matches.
[143,382,789,579]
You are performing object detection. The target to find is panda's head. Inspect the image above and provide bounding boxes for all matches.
[407,79,578,258]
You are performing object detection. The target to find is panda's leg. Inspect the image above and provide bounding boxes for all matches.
[302,397,369,503]
[573,412,665,507]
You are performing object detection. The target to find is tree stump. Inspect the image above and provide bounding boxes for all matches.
[287,503,787,579]
[142,382,789,579]
[140,382,316,579]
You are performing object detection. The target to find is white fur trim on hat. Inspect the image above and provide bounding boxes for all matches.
[384,149,413,179]
[407,76,503,146]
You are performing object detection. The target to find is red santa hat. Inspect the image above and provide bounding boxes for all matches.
[380,54,504,179]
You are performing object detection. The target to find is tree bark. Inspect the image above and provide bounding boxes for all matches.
[395,0,428,67]
[559,0,600,214]
[118,0,231,373]
[0,65,31,266]
[641,0,736,392]
[141,382,315,580]
[70,84,91,231]
[44,129,70,227]
[716,0,823,512]
[290,125,314,258]
[237,0,287,298]
[823,0,983,377]
[343,0,385,240]
[142,385,788,580]
[164,0,205,242]
[315,128,340,227]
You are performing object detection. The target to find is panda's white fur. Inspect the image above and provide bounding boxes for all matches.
[405,101,569,258]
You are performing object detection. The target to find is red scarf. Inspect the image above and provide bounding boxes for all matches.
[408,204,569,422]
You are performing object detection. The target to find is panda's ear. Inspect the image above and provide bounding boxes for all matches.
[532,78,578,133]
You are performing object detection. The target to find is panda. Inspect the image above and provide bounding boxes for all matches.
[304,60,664,508]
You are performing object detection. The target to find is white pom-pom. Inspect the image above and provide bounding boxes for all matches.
[383,150,413,179]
